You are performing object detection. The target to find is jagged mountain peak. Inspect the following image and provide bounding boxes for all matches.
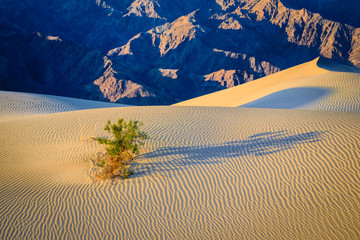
[0,0,359,105]
[242,0,284,20]
[109,10,206,59]
[125,0,164,19]
[148,11,206,56]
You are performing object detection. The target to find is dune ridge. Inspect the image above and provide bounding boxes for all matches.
[0,105,360,239]
[175,57,360,112]
[0,91,126,121]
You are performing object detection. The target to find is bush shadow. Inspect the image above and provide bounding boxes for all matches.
[133,130,324,177]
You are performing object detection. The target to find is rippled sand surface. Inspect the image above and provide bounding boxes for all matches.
[0,91,126,120]
[1,104,359,239]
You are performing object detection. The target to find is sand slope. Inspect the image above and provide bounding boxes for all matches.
[175,57,360,112]
[0,91,127,121]
[1,104,360,239]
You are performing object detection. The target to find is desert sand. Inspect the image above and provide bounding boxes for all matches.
[175,57,360,112]
[1,58,360,239]
[0,91,126,121]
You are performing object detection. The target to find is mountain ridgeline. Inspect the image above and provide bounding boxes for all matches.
[1,0,359,105]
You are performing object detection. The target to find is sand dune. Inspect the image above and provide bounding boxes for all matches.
[1,58,360,239]
[1,103,360,239]
[0,91,127,121]
[175,57,360,112]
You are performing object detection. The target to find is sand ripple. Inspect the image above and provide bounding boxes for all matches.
[0,106,359,239]
[0,91,126,121]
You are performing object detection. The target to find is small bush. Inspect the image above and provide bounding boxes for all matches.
[95,118,148,179]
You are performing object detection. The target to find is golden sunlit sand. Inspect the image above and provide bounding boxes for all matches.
[175,57,360,112]
[1,58,360,239]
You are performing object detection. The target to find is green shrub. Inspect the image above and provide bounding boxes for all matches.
[95,118,148,179]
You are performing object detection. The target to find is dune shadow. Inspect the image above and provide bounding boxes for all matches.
[133,130,324,177]
[316,57,360,73]
[240,87,330,109]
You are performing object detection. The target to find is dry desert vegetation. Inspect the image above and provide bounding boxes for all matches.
[0,57,360,239]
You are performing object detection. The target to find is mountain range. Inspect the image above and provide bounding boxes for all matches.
[1,0,359,105]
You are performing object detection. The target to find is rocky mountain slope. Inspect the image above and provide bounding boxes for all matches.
[0,0,359,105]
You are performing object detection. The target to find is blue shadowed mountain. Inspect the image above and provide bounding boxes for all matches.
[0,0,359,105]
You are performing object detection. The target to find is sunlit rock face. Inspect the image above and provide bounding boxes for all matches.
[0,0,359,105]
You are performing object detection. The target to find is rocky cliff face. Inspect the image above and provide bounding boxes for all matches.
[0,0,359,105]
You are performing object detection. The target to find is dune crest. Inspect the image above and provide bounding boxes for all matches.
[0,91,127,121]
[175,57,360,112]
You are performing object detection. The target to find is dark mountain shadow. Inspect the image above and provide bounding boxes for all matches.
[280,0,360,28]
[240,87,330,109]
[317,57,360,73]
[133,130,323,177]
[1,1,358,106]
